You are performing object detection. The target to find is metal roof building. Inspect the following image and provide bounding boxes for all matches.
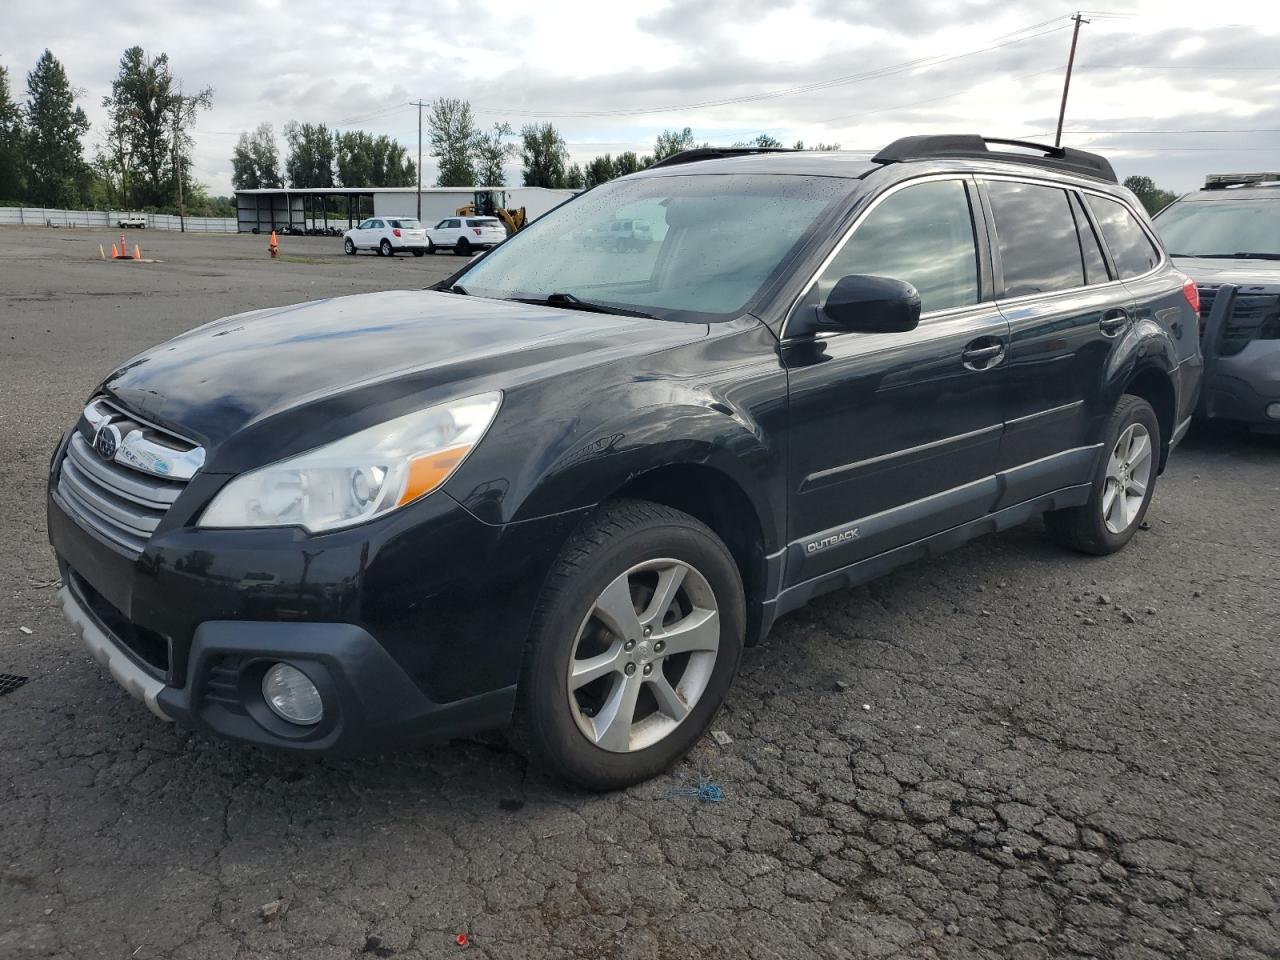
[233,186,578,234]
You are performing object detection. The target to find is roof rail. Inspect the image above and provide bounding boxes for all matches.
[1204,172,1280,190]
[871,135,1117,183]
[649,146,794,169]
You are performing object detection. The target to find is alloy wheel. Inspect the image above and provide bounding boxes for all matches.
[1102,422,1153,534]
[567,558,720,753]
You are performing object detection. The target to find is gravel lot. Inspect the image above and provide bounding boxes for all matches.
[1,226,1278,960]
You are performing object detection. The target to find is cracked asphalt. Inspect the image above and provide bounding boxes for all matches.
[2,227,1278,960]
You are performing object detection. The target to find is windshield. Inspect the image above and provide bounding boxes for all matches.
[1154,198,1280,258]
[456,173,853,321]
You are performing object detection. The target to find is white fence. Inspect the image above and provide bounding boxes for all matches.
[0,207,237,233]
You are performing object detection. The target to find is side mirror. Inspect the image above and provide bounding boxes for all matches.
[816,275,921,334]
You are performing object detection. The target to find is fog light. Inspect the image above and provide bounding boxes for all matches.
[262,663,323,725]
[1267,402,1280,421]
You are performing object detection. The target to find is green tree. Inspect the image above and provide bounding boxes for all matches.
[614,151,642,177]
[520,122,569,188]
[283,121,335,187]
[792,140,841,150]
[100,47,211,208]
[565,163,585,190]
[23,50,90,207]
[428,98,479,186]
[475,122,514,186]
[334,130,415,187]
[733,133,784,148]
[584,153,616,187]
[0,65,23,200]
[1123,175,1177,216]
[231,123,281,189]
[653,127,695,162]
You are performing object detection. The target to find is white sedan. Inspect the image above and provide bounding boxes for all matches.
[426,216,507,255]
[343,217,428,257]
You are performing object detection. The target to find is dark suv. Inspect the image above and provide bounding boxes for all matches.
[1152,173,1280,432]
[49,135,1201,790]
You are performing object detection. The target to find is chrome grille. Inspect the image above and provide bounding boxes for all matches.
[55,398,202,556]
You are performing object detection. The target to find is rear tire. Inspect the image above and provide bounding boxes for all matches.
[515,499,745,791]
[1045,394,1160,555]
[379,238,393,257]
[455,238,471,257]
[412,249,425,257]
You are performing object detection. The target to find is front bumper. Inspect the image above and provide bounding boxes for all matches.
[1198,282,1280,430]
[49,447,586,752]
[1200,343,1280,430]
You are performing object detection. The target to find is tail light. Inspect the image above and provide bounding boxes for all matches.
[1178,274,1199,314]
[392,228,402,238]
[472,227,482,236]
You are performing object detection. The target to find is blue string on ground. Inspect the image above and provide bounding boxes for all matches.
[661,782,724,802]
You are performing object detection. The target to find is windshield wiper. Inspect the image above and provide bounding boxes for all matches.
[513,292,657,319]
[447,283,470,295]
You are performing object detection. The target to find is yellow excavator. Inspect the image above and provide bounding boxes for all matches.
[455,189,527,235]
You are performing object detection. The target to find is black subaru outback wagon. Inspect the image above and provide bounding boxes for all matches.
[49,135,1201,790]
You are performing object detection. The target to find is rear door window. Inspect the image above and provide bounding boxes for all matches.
[819,178,980,315]
[987,181,1085,297]
[1085,194,1161,278]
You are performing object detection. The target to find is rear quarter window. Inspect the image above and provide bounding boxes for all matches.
[1086,194,1162,278]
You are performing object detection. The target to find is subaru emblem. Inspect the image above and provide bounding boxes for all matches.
[93,424,120,461]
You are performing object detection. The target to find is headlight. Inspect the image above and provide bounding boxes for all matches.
[198,392,500,532]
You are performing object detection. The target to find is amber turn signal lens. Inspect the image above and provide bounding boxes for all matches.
[399,445,471,505]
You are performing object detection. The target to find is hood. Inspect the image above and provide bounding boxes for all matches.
[1172,256,1280,286]
[102,290,702,453]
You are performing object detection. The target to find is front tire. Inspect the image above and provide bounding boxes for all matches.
[1046,394,1160,555]
[427,239,436,254]
[343,238,355,255]
[516,500,745,791]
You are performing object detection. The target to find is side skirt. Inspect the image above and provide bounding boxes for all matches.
[758,483,1092,631]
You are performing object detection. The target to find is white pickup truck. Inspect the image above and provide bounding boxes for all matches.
[117,215,147,229]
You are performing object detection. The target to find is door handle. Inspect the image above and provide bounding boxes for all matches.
[961,342,1006,370]
[1100,309,1129,336]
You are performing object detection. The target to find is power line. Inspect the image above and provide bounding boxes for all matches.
[464,19,1071,119]
[815,67,1062,125]
[1062,128,1280,135]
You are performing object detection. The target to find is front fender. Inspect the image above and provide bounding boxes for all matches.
[444,318,789,552]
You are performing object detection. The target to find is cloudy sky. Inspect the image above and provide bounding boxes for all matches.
[3,0,1278,196]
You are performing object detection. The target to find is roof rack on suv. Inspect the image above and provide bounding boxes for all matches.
[1204,172,1280,190]
[871,135,1117,183]
[649,146,794,169]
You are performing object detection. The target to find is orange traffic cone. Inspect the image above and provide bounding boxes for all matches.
[269,230,279,259]
[110,243,119,258]
[133,244,141,260]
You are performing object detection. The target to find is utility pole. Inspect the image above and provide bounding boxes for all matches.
[172,106,186,232]
[1054,12,1089,147]
[412,99,426,220]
